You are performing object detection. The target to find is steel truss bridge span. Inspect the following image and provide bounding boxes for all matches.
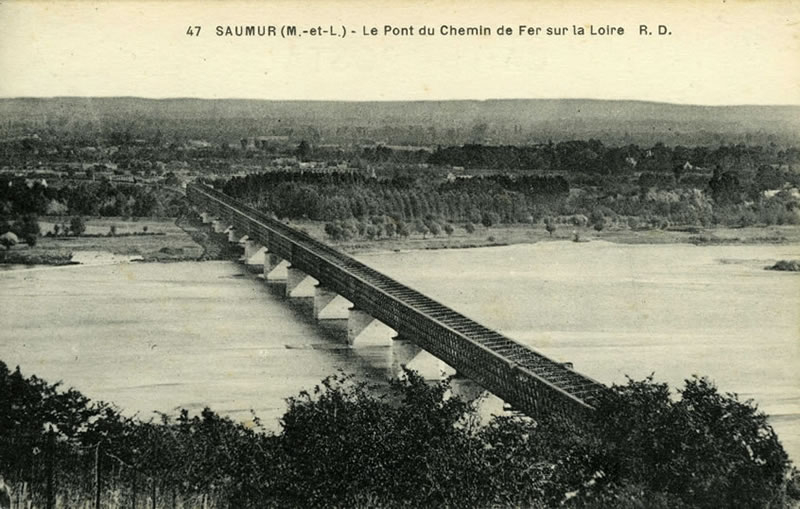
[187,183,608,422]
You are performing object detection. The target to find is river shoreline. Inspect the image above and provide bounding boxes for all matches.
[318,223,800,255]
[0,215,226,266]
[2,217,800,266]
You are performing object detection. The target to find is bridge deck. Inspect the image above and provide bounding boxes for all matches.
[188,184,608,421]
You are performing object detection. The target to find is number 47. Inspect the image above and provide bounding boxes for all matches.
[186,26,201,36]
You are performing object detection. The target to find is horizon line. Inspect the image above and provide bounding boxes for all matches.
[1,95,799,109]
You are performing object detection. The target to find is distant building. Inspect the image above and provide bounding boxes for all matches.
[764,187,800,199]
[255,136,290,149]
[239,136,291,150]
[24,178,47,188]
[186,139,212,149]
[384,144,435,153]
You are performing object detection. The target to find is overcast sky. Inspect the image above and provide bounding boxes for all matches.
[1,0,798,105]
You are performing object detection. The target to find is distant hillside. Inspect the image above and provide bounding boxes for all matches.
[1,97,798,147]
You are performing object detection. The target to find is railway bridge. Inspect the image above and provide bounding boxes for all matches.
[187,183,608,422]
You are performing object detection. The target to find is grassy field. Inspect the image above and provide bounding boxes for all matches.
[2,217,204,264]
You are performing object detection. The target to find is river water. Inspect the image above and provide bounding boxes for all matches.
[1,241,798,459]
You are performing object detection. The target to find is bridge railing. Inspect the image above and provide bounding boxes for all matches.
[187,183,605,422]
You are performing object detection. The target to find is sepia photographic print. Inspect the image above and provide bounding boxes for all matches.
[1,1,799,507]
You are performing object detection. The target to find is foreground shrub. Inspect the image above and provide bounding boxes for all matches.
[1,361,796,508]
[592,376,790,508]
[278,371,480,506]
[768,259,800,272]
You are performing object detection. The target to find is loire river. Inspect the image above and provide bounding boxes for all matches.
[1,241,798,459]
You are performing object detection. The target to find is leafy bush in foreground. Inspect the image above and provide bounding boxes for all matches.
[592,376,790,508]
[1,360,796,508]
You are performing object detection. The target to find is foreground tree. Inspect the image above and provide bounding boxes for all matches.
[0,232,18,250]
[278,371,481,507]
[545,217,557,236]
[15,214,40,240]
[591,376,790,508]
[69,216,86,236]
[1,361,795,508]
[296,140,311,161]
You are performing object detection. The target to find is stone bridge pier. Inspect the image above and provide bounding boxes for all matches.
[285,267,319,299]
[225,226,239,243]
[313,285,352,320]
[235,234,249,251]
[395,335,456,380]
[264,254,290,281]
[240,239,259,258]
[211,219,227,233]
[241,241,268,267]
[345,308,396,345]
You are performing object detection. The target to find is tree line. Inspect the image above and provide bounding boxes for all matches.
[0,179,186,245]
[1,360,797,508]
[1,179,186,218]
[216,172,569,229]
[214,157,800,243]
[428,141,800,174]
